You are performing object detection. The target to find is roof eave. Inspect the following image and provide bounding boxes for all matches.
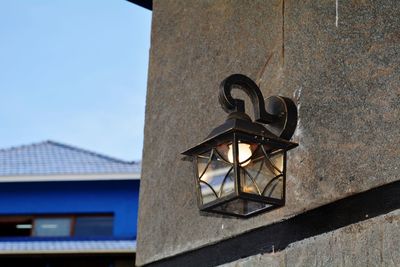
[0,173,141,183]
[126,0,152,10]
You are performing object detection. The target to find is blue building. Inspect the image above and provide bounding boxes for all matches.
[0,141,140,267]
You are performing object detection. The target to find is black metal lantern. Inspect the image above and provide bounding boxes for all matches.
[182,74,298,218]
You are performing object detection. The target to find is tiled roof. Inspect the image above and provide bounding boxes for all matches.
[0,141,140,177]
[0,239,136,254]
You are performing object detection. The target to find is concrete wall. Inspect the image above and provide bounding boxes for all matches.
[137,0,400,265]
[220,209,400,267]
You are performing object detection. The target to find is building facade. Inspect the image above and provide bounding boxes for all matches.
[0,141,140,267]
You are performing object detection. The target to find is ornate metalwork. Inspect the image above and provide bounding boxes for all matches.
[219,74,297,140]
[182,74,298,218]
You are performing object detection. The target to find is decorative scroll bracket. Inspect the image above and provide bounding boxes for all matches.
[219,74,297,140]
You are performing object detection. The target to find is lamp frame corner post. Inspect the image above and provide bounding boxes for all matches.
[182,74,298,218]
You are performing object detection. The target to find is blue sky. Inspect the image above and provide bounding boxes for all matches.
[0,1,151,161]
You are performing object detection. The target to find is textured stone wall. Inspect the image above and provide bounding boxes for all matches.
[136,0,400,265]
[220,209,400,267]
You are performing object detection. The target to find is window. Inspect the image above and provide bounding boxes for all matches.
[33,218,72,237]
[0,217,33,237]
[74,216,113,237]
[0,214,113,238]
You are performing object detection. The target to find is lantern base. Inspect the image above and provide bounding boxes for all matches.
[201,195,284,218]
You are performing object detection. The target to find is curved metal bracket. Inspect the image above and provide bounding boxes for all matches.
[219,74,297,140]
[219,74,277,124]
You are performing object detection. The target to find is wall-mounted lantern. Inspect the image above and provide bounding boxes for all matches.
[182,74,298,218]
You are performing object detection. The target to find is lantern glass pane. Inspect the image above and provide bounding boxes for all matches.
[196,148,235,205]
[212,198,272,216]
[240,145,285,200]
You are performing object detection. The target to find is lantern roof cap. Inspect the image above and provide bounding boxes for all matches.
[182,115,298,156]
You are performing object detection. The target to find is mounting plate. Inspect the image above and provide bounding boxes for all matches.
[264,96,298,140]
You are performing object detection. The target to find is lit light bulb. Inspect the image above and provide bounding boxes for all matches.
[227,143,252,166]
